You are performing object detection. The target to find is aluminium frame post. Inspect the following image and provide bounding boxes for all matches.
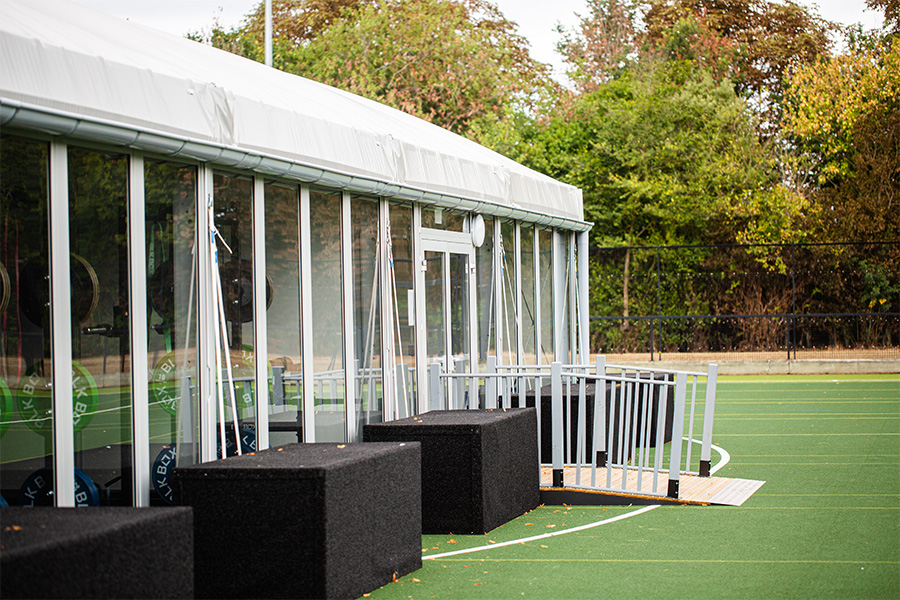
[551,361,564,487]
[577,231,589,365]
[485,355,497,409]
[534,228,542,367]
[467,246,478,408]
[341,192,356,441]
[493,219,503,371]
[667,374,687,499]
[49,140,75,506]
[128,153,150,506]
[568,233,577,366]
[413,205,428,415]
[429,362,443,411]
[252,177,270,450]
[197,166,216,462]
[699,363,718,477]
[299,186,316,441]
[379,199,395,423]
[553,229,566,363]
[594,355,607,467]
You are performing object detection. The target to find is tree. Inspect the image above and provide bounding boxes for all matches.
[784,34,900,242]
[202,0,553,137]
[555,0,643,93]
[867,0,899,34]
[524,59,791,248]
[516,57,808,331]
[643,0,834,124]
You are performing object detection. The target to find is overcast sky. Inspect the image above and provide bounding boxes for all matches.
[70,0,886,80]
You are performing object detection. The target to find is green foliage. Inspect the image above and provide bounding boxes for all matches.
[644,0,834,125]
[519,58,788,250]
[206,0,553,136]
[784,34,900,243]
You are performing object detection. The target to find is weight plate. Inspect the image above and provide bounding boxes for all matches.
[16,361,98,434]
[150,352,182,415]
[18,467,100,507]
[217,427,257,459]
[152,445,177,505]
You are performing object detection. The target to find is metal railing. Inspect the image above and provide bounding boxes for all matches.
[429,356,718,500]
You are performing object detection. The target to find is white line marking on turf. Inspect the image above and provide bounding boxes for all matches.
[423,505,660,560]
[423,440,731,560]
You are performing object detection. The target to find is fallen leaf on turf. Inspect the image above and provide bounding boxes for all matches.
[540,544,548,548]
[412,578,421,582]
[448,539,458,544]
[546,524,556,528]
[474,583,482,586]
[525,523,533,526]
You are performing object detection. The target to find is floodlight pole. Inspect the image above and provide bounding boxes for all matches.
[264,0,273,67]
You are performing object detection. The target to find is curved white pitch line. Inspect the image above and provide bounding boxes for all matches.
[423,439,730,560]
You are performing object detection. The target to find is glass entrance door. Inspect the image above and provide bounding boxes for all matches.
[421,238,476,410]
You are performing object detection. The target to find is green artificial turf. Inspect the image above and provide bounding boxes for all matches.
[366,376,900,599]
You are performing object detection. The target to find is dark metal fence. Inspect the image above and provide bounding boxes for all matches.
[589,242,900,361]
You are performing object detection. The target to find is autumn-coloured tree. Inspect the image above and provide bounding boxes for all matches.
[643,0,833,123]
[202,0,553,136]
[556,0,643,93]
[867,0,899,34]
[243,0,362,45]
[784,34,900,242]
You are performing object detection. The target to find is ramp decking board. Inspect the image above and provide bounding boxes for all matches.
[540,465,764,506]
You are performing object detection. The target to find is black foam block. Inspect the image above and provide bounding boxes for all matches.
[364,408,539,534]
[173,442,421,600]
[0,506,193,599]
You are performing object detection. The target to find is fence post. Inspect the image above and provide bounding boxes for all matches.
[576,363,586,484]
[454,358,467,409]
[395,364,408,419]
[699,363,718,477]
[594,355,607,467]
[485,356,497,409]
[429,362,443,412]
[272,366,284,410]
[667,373,687,498]
[551,361,564,487]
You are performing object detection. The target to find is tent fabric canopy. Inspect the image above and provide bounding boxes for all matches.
[0,0,585,225]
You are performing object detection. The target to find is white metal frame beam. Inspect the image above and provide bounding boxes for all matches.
[49,140,74,506]
[252,177,270,450]
[299,186,315,441]
[197,166,216,462]
[341,191,356,441]
[127,153,150,506]
[577,231,590,363]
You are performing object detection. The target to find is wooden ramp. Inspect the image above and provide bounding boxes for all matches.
[539,465,764,507]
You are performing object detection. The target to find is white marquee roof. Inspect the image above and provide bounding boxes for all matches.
[0,0,587,229]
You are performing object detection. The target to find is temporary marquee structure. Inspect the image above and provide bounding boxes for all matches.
[0,0,585,229]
